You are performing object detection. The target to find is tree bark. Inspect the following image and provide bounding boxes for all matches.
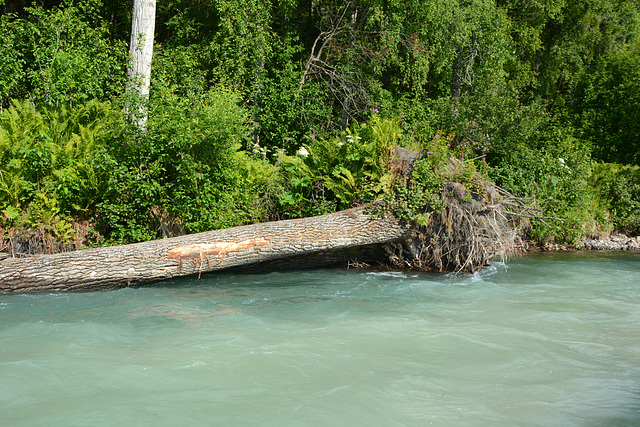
[126,0,156,129]
[0,206,413,293]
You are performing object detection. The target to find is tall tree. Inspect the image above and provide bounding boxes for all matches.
[127,0,156,129]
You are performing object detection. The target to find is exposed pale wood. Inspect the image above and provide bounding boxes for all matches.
[0,206,413,293]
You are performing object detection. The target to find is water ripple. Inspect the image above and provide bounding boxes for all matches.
[1,253,639,426]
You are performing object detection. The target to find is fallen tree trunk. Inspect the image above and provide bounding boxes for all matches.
[0,205,413,293]
[0,178,526,294]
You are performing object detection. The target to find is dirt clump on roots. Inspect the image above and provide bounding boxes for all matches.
[384,182,519,273]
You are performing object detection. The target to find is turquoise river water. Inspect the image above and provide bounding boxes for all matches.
[1,251,639,426]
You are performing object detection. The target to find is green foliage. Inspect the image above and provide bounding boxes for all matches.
[276,116,402,217]
[96,84,253,244]
[0,98,113,245]
[387,131,483,224]
[2,0,640,249]
[576,48,640,165]
[0,1,126,106]
[486,116,597,243]
[0,99,112,211]
[590,163,640,234]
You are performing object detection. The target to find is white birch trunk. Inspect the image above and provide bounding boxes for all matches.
[126,0,156,129]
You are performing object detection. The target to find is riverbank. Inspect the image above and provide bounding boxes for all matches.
[523,234,640,252]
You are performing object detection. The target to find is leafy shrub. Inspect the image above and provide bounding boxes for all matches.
[576,49,640,165]
[387,131,483,225]
[486,121,597,244]
[0,1,126,106]
[265,115,402,219]
[96,84,253,243]
[590,163,640,235]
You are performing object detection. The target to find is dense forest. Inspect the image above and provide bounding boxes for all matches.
[0,0,639,254]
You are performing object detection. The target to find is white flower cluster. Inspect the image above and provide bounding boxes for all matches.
[558,158,571,171]
[346,135,362,144]
[253,142,268,158]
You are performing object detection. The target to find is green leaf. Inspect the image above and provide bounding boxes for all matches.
[3,205,20,220]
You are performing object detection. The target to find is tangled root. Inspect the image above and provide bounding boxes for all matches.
[385,182,519,274]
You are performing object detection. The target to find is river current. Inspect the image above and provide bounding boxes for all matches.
[1,251,639,426]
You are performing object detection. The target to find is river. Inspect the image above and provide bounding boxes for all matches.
[1,251,639,426]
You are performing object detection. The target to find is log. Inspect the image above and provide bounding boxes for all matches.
[0,205,413,293]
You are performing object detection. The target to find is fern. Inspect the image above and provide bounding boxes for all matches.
[325,167,358,208]
[0,98,113,220]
